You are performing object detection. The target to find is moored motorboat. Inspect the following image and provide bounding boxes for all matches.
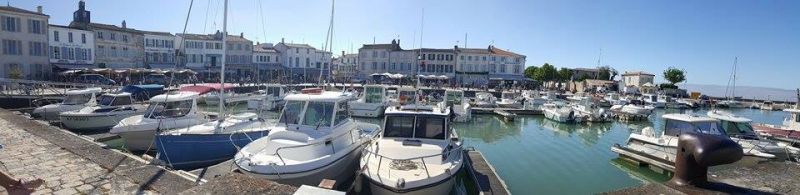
[360,97,463,195]
[234,89,381,186]
[109,91,208,151]
[543,102,579,123]
[31,87,102,121]
[707,110,799,160]
[496,91,522,108]
[571,99,612,122]
[247,84,288,111]
[349,85,388,117]
[446,89,471,122]
[59,92,146,131]
[472,92,497,108]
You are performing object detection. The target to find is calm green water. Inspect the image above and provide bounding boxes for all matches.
[442,108,790,194]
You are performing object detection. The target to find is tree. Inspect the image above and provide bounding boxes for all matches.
[557,68,573,81]
[533,63,558,81]
[663,66,686,85]
[524,66,538,80]
[597,65,618,80]
[8,66,22,79]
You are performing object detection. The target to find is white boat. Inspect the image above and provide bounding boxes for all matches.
[204,90,234,106]
[566,92,588,102]
[604,93,628,106]
[59,92,146,131]
[610,104,654,116]
[707,110,800,159]
[641,94,664,108]
[350,85,388,117]
[522,91,547,111]
[31,87,102,121]
[675,98,700,108]
[760,101,777,111]
[496,91,522,108]
[472,92,497,108]
[571,99,611,122]
[446,89,471,122]
[247,84,288,111]
[110,92,208,151]
[613,114,729,164]
[360,100,463,195]
[717,100,745,108]
[234,90,381,186]
[543,102,579,123]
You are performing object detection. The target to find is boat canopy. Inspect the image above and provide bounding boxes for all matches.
[707,110,752,123]
[278,92,351,128]
[120,84,165,101]
[364,85,386,104]
[179,83,234,95]
[663,114,724,136]
[65,87,102,95]
[97,93,133,106]
[148,91,200,103]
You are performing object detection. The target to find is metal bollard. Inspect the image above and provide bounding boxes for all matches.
[670,133,743,187]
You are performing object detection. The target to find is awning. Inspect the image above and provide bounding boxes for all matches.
[52,63,96,70]
[148,64,177,69]
[489,74,528,81]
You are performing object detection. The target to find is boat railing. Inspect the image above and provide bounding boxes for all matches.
[360,140,464,182]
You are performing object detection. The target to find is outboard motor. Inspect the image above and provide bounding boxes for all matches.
[670,133,743,187]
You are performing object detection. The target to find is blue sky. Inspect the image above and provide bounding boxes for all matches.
[9,0,800,89]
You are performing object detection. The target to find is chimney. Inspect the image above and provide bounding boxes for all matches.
[37,6,42,14]
[121,20,126,28]
[454,45,459,50]
[240,32,244,38]
[341,51,345,57]
[281,38,285,44]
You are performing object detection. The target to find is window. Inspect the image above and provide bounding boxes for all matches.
[467,56,472,61]
[306,48,310,54]
[28,42,45,56]
[302,101,335,127]
[384,115,415,138]
[110,33,116,41]
[295,57,299,67]
[372,62,377,70]
[81,33,86,44]
[381,62,386,70]
[279,101,306,124]
[427,54,434,60]
[720,121,755,137]
[52,46,60,59]
[305,58,310,67]
[334,101,349,126]
[381,51,386,58]
[391,63,396,70]
[483,56,487,61]
[1,40,22,55]
[111,96,132,106]
[62,94,92,105]
[29,20,43,34]
[144,100,193,119]
[365,87,384,103]
[97,32,104,39]
[122,35,128,42]
[1,16,20,32]
[460,56,464,60]
[437,54,443,60]
[68,32,73,43]
[415,117,446,139]
[53,31,59,42]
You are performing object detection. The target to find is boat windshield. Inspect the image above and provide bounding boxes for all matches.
[97,95,115,106]
[502,92,517,99]
[398,90,417,105]
[384,115,446,139]
[720,121,757,137]
[145,100,193,119]
[665,119,724,136]
[365,87,384,104]
[63,94,92,105]
[301,101,335,128]
[279,100,306,125]
[267,87,281,97]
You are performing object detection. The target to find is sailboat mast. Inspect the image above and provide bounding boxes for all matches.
[732,57,737,100]
[219,0,228,120]
[416,8,424,88]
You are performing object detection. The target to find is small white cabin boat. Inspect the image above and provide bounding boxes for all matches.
[446,89,471,122]
[109,92,207,151]
[59,93,146,131]
[31,87,102,121]
[350,85,388,118]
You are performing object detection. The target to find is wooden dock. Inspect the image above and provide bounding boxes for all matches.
[465,149,511,195]
[610,144,675,173]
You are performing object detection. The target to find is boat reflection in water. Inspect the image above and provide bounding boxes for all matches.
[538,117,613,146]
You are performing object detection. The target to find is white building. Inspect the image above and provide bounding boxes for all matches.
[175,32,223,78]
[142,31,176,69]
[333,51,358,82]
[274,39,331,83]
[252,43,282,82]
[48,24,94,69]
[1,5,50,79]
[621,71,655,88]
[357,39,416,80]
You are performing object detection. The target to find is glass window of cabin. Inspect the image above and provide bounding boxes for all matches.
[795,113,800,122]
[384,115,415,138]
[694,121,724,135]
[664,120,696,136]
[267,87,280,97]
[112,96,132,106]
[97,95,115,106]
[447,92,462,105]
[415,116,446,139]
[365,87,383,103]
[63,94,92,105]
[334,101,349,126]
[145,100,193,119]
[279,101,306,125]
[302,101,335,127]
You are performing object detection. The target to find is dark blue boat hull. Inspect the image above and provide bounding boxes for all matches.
[155,130,269,170]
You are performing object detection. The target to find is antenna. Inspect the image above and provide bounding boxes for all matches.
[464,33,468,48]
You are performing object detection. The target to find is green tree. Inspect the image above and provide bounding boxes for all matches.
[663,66,686,85]
[8,66,22,79]
[533,63,558,81]
[524,66,538,80]
[576,74,591,82]
[597,65,618,80]
[557,68,573,81]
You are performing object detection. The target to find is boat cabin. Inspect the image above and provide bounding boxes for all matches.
[62,87,102,105]
[445,90,465,106]
[707,111,759,139]
[278,89,353,130]
[363,85,386,104]
[265,84,286,98]
[396,87,418,105]
[92,93,136,112]
[144,92,199,119]
[382,104,451,141]
[662,114,724,137]
[643,94,658,103]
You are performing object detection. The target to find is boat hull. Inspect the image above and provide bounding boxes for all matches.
[156,131,269,170]
[116,129,157,152]
[239,143,364,187]
[60,113,137,131]
[366,173,456,195]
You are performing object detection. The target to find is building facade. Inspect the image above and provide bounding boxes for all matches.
[0,5,50,79]
[252,43,282,82]
[357,40,416,80]
[70,1,144,68]
[48,24,94,70]
[225,33,254,80]
[621,71,655,88]
[333,52,358,82]
[274,40,331,83]
[175,32,223,80]
[142,31,176,69]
